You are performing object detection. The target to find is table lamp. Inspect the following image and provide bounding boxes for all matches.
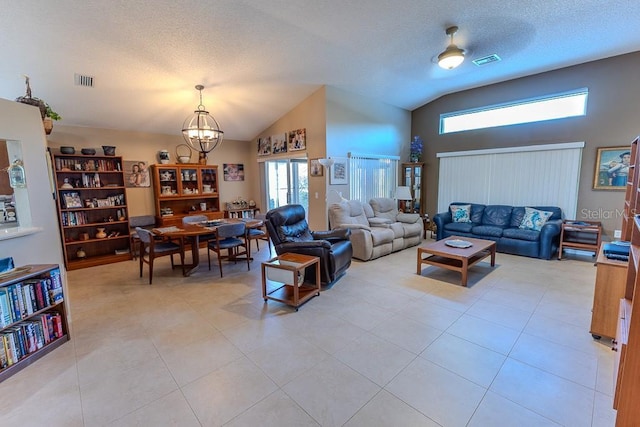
[395,186,413,213]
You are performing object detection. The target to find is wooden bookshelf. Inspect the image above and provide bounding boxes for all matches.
[613,135,640,424]
[0,264,69,383]
[51,151,131,270]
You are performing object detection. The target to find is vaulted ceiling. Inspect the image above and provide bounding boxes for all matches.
[1,1,639,141]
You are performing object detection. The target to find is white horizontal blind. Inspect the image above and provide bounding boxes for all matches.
[437,142,583,219]
[349,153,399,203]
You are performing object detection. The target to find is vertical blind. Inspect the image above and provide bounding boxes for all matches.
[437,142,584,219]
[349,153,399,203]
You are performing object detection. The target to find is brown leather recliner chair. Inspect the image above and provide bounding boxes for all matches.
[265,204,352,286]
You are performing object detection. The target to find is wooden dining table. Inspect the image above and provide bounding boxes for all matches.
[152,218,263,276]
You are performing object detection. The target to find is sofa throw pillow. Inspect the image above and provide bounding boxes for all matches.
[450,204,471,223]
[519,207,553,231]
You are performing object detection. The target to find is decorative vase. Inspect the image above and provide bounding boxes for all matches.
[76,247,87,259]
[96,228,107,239]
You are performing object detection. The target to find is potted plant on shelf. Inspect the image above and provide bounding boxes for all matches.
[15,75,61,135]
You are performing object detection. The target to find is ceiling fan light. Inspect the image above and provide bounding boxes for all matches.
[438,45,465,69]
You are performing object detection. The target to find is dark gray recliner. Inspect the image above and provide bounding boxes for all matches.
[265,204,352,286]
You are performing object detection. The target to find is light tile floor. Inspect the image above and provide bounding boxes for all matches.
[0,246,617,426]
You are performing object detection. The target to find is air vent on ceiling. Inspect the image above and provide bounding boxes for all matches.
[74,73,94,87]
[472,54,501,66]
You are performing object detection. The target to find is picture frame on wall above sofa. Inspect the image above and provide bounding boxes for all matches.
[593,146,630,190]
[330,157,348,185]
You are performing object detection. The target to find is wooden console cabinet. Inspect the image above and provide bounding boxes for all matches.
[151,164,224,226]
[590,246,627,340]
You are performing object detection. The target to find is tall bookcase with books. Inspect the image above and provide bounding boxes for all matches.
[52,152,131,270]
[614,135,640,424]
[0,264,69,382]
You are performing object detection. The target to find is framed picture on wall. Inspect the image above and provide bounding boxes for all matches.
[288,128,306,151]
[124,160,151,188]
[593,146,630,190]
[258,137,271,156]
[271,133,287,154]
[223,163,245,181]
[310,159,323,177]
[330,157,348,185]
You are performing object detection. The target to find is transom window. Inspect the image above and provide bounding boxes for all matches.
[440,88,588,134]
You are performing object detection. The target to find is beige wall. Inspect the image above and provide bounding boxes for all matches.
[0,98,65,268]
[253,87,328,230]
[412,51,640,239]
[47,126,254,217]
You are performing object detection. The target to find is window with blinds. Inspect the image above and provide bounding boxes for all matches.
[349,153,399,203]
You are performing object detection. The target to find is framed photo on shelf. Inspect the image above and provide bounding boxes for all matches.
[593,146,631,190]
[63,192,83,209]
[330,157,348,185]
[288,128,306,151]
[309,159,323,177]
[272,133,287,154]
[258,137,271,156]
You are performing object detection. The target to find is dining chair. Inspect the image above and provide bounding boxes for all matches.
[207,222,250,277]
[246,213,271,253]
[136,227,184,284]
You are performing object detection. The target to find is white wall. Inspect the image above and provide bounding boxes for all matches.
[0,98,65,268]
[325,86,411,200]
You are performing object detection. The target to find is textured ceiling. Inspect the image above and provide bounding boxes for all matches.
[1,0,639,141]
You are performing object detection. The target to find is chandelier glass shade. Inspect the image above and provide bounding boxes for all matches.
[182,85,224,162]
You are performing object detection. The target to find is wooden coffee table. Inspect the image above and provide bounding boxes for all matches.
[417,236,496,286]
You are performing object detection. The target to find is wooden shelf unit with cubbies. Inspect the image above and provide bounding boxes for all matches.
[51,152,131,270]
[151,164,224,227]
[613,135,640,425]
[0,264,69,383]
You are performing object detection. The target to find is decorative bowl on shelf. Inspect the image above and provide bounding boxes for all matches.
[102,145,116,156]
[60,146,75,154]
[81,148,96,155]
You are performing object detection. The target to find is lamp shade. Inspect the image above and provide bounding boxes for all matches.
[395,186,413,201]
[318,158,334,168]
[438,45,465,69]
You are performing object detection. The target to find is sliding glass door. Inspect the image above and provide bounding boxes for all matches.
[264,158,308,212]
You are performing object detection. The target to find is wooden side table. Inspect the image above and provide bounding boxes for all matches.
[558,220,602,259]
[261,253,320,311]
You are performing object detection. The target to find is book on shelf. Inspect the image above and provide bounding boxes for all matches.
[6,285,21,321]
[0,288,12,327]
[0,338,7,369]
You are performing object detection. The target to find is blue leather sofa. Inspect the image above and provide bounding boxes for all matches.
[434,203,563,260]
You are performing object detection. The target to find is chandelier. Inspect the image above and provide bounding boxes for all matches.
[182,85,224,164]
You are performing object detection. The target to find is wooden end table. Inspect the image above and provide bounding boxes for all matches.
[417,236,496,286]
[558,220,602,260]
[261,253,320,310]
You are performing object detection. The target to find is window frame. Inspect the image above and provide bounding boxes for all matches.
[439,88,589,134]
